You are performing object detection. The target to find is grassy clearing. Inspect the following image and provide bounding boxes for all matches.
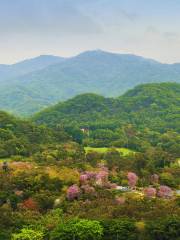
[0,158,12,163]
[84,147,134,156]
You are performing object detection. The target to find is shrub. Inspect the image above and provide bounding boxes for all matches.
[12,228,44,240]
[50,219,103,240]
[102,218,137,240]
[146,216,180,240]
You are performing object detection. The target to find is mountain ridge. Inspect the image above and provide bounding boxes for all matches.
[0,50,180,116]
[0,55,65,83]
[33,82,180,129]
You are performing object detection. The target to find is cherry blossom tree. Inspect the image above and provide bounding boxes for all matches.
[157,185,173,198]
[80,174,88,184]
[85,171,97,180]
[96,170,108,181]
[96,168,109,186]
[67,184,80,201]
[96,167,109,181]
[127,172,138,189]
[144,187,157,198]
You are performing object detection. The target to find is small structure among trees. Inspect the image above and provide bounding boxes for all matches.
[2,161,8,172]
[80,128,89,136]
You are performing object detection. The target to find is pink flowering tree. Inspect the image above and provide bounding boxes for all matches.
[157,185,173,199]
[97,167,109,180]
[127,172,138,189]
[85,171,97,180]
[67,184,80,201]
[144,187,157,198]
[80,174,88,185]
[96,170,108,181]
[96,168,109,186]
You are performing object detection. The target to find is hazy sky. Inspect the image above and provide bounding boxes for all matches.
[1,0,180,64]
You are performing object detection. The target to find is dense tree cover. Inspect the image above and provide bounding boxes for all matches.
[0,140,179,239]
[0,83,179,239]
[0,111,70,158]
[1,51,180,115]
[102,218,137,240]
[50,218,103,240]
[12,228,44,240]
[33,83,180,157]
[34,83,180,126]
[146,216,180,240]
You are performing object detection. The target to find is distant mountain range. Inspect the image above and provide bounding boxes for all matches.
[0,55,64,83]
[0,50,180,116]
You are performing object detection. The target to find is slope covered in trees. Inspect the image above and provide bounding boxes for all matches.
[0,111,69,158]
[33,83,180,152]
[0,83,180,239]
[34,83,180,128]
[1,51,180,115]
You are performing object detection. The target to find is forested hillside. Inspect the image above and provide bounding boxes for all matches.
[0,83,179,239]
[1,51,180,115]
[34,82,180,128]
[0,111,69,158]
[1,0,180,238]
[34,83,180,154]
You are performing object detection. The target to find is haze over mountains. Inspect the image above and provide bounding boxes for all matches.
[0,55,64,83]
[0,50,180,116]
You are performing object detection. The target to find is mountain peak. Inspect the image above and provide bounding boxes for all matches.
[74,50,159,64]
[0,50,180,116]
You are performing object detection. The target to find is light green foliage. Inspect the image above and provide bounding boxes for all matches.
[50,219,103,240]
[160,172,177,188]
[85,147,133,156]
[12,228,44,240]
[74,219,103,240]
